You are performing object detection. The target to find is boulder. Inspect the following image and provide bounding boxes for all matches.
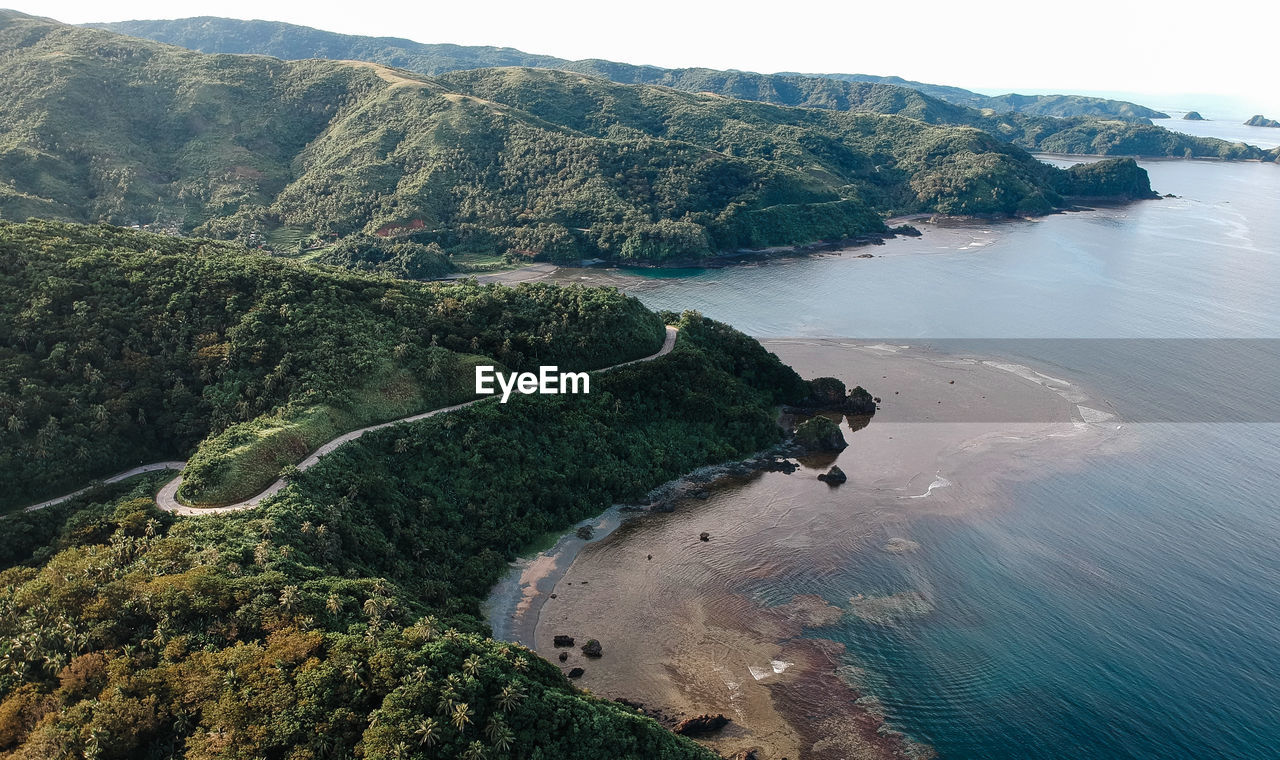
[581,639,603,658]
[846,385,876,415]
[673,713,731,736]
[817,465,847,485]
[558,652,569,662]
[699,531,710,542]
[553,635,575,647]
[794,416,847,452]
[567,667,585,679]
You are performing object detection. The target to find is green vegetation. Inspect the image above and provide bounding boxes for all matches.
[91,15,1276,165]
[0,304,802,759]
[0,219,664,511]
[1,11,1165,269]
[179,353,490,506]
[95,17,1172,121]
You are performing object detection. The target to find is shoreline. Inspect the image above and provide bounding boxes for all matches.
[484,340,1130,759]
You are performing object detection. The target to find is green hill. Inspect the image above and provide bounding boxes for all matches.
[786,72,1170,119]
[88,15,1273,165]
[1,11,1160,265]
[0,219,665,510]
[0,220,808,760]
[94,16,1171,121]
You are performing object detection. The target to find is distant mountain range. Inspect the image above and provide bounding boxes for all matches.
[92,17,1170,121]
[0,9,1169,267]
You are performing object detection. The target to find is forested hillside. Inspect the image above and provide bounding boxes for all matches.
[0,222,806,757]
[90,15,1273,163]
[94,16,1170,121]
[0,220,664,510]
[0,12,1158,266]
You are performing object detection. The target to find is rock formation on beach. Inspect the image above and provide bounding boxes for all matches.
[794,416,848,452]
[818,465,847,485]
[673,714,731,736]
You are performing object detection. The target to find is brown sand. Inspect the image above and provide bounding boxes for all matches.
[500,342,1129,759]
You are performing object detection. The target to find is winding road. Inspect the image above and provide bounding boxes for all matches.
[23,326,678,517]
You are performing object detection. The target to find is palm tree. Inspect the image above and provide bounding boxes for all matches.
[496,683,524,713]
[462,741,487,760]
[492,726,514,753]
[450,702,472,731]
[462,655,481,677]
[414,717,441,747]
[512,656,528,673]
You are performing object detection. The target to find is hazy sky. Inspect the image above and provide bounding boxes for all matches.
[19,0,1280,116]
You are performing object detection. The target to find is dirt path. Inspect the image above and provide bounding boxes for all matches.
[22,327,678,517]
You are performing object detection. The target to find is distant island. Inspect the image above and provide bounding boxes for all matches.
[1183,111,1206,121]
[1245,115,1280,128]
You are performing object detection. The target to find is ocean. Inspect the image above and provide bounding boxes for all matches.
[613,157,1280,758]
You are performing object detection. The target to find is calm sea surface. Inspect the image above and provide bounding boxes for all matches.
[617,159,1280,758]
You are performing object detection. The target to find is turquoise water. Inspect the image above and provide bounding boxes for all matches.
[621,159,1280,758]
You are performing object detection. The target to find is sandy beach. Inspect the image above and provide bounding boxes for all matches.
[486,341,1130,759]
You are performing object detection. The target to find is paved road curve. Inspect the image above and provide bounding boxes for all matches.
[23,327,678,517]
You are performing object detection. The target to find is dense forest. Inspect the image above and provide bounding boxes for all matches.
[0,239,808,756]
[3,11,1160,269]
[0,220,665,510]
[94,16,1171,121]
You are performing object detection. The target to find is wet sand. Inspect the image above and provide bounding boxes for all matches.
[487,342,1130,759]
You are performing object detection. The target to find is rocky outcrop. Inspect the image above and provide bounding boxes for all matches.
[1245,115,1280,128]
[793,377,878,415]
[673,713,731,736]
[818,465,847,485]
[581,639,603,658]
[794,416,847,452]
[553,635,575,647]
[1182,111,1205,121]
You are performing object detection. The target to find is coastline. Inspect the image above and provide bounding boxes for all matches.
[485,341,1130,759]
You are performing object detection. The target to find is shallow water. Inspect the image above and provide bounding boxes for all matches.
[603,158,1280,758]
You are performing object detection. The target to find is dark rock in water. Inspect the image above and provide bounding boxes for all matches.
[549,593,557,599]
[758,457,798,473]
[699,531,710,542]
[818,465,847,485]
[673,713,731,736]
[647,554,653,560]
[558,652,568,662]
[576,525,594,540]
[846,385,876,415]
[1245,114,1280,128]
[856,253,874,258]
[893,224,923,237]
[581,639,603,658]
[794,416,847,452]
[1183,111,1206,121]
[1164,193,1177,198]
[553,635,575,648]
[793,377,878,416]
[567,667,585,679]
